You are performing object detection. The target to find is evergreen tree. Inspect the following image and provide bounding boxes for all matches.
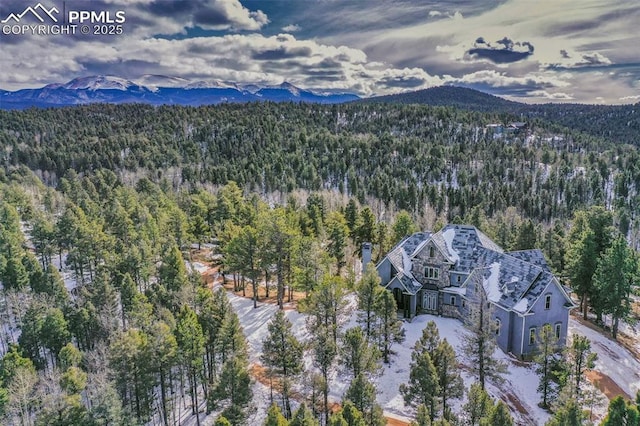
[392,210,418,245]
[374,289,405,363]
[461,274,506,389]
[326,211,349,274]
[400,351,440,423]
[564,335,597,400]
[409,404,431,426]
[593,237,639,339]
[261,310,304,418]
[545,399,584,426]
[601,395,640,426]
[344,373,385,426]
[463,383,493,426]
[290,403,319,426]
[565,207,613,320]
[433,339,464,420]
[215,416,233,426]
[356,264,384,340]
[264,403,289,426]
[340,326,380,380]
[313,325,337,425]
[535,324,561,408]
[175,306,205,423]
[341,400,367,426]
[484,401,513,426]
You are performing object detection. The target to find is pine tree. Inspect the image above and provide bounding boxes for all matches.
[485,401,513,426]
[210,310,252,425]
[175,306,205,423]
[545,399,584,426]
[341,400,367,426]
[461,273,506,389]
[356,264,384,340]
[374,289,405,363]
[602,395,640,426]
[326,211,349,274]
[392,210,418,245]
[463,383,493,426]
[564,335,597,400]
[409,404,430,426]
[344,373,385,426]
[313,325,337,425]
[264,403,289,426]
[261,310,304,418]
[433,339,464,420]
[340,326,380,380]
[534,324,560,408]
[594,237,639,338]
[414,321,440,362]
[215,416,233,426]
[290,403,319,426]
[400,351,440,423]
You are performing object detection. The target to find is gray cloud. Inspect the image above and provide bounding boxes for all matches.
[467,37,534,63]
[252,46,313,61]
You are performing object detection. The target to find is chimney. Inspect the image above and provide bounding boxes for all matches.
[362,242,372,272]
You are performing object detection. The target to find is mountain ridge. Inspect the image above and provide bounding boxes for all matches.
[0,75,360,109]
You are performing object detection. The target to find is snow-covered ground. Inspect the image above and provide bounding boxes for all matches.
[225,286,640,425]
[569,318,640,399]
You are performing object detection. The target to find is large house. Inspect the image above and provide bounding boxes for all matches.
[371,224,575,357]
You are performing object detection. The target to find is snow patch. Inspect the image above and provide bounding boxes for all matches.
[512,298,528,313]
[483,262,502,303]
[442,228,460,263]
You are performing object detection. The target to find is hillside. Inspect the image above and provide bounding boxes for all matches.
[361,86,640,146]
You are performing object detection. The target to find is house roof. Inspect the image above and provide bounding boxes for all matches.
[429,224,503,272]
[377,223,574,313]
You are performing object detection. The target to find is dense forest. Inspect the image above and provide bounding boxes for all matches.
[0,101,639,425]
[360,86,640,147]
[1,102,639,242]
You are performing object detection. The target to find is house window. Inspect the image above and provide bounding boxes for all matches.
[450,296,456,305]
[545,295,551,310]
[495,318,501,336]
[424,267,440,279]
[462,300,466,308]
[429,246,435,258]
[555,323,562,340]
[457,275,461,283]
[529,327,536,345]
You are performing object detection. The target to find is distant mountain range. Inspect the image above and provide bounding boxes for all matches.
[0,75,360,109]
[2,77,638,146]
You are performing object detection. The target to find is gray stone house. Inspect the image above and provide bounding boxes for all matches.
[373,224,576,357]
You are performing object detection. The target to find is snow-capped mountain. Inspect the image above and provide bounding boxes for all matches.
[0,75,360,109]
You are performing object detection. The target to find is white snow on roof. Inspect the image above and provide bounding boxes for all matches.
[402,247,413,275]
[442,228,460,263]
[483,262,502,303]
[513,298,529,313]
[510,276,520,283]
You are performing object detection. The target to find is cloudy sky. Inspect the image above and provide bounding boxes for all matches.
[1,0,639,103]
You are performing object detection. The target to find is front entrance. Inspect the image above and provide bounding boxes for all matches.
[423,290,438,313]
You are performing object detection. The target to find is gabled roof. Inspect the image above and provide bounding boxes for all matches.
[381,232,431,295]
[508,249,550,269]
[376,224,574,313]
[429,224,503,271]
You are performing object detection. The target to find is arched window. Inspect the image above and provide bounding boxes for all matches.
[429,246,435,258]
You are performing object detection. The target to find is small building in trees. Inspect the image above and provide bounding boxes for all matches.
[374,224,576,357]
